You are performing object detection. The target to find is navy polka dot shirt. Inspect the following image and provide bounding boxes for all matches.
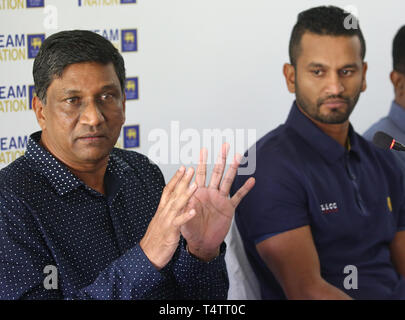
[0,131,228,300]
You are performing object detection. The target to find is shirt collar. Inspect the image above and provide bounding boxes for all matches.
[285,101,360,164]
[25,131,132,196]
[388,101,405,133]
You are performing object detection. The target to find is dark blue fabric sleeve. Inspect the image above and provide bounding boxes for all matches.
[233,158,310,245]
[0,189,229,300]
[0,190,173,299]
[171,240,229,300]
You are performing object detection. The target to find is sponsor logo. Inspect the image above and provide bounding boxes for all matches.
[387,196,393,212]
[121,29,137,52]
[0,84,34,113]
[0,33,45,61]
[26,0,44,7]
[0,135,28,166]
[320,202,338,214]
[27,34,45,58]
[0,0,44,10]
[92,29,137,53]
[125,77,138,100]
[78,0,136,7]
[123,125,140,149]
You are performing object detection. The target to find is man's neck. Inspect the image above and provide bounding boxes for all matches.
[394,98,405,110]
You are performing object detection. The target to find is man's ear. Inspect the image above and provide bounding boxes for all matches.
[361,62,368,92]
[283,63,296,93]
[32,95,46,130]
[391,71,405,96]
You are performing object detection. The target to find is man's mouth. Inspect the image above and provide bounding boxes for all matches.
[321,99,348,109]
[77,134,106,141]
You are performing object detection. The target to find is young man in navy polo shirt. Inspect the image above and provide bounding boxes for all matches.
[232,6,405,300]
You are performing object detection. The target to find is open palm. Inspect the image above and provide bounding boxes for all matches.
[181,144,255,257]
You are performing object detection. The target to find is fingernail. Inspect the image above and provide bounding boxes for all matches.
[189,209,196,215]
[189,182,197,190]
[179,166,185,173]
[186,167,193,176]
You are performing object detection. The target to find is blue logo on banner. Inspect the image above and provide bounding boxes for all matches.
[125,77,139,100]
[27,34,45,59]
[28,85,35,109]
[123,125,140,148]
[120,0,136,3]
[26,0,45,7]
[121,29,137,52]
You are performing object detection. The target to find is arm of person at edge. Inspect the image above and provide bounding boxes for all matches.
[256,226,353,300]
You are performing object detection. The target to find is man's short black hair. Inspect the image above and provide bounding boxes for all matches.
[33,30,126,103]
[289,6,366,67]
[393,26,405,74]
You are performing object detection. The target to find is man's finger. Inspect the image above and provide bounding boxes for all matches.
[195,148,208,187]
[208,143,229,190]
[173,209,197,227]
[168,181,198,219]
[172,167,195,199]
[219,153,242,197]
[159,166,186,209]
[230,177,256,208]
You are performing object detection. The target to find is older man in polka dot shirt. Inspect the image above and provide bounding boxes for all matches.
[0,30,255,300]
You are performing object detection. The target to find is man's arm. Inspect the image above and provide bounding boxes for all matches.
[0,167,198,300]
[390,230,405,278]
[256,226,352,300]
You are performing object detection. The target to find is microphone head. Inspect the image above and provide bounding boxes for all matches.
[373,131,395,150]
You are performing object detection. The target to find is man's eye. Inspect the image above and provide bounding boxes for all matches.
[101,93,113,100]
[65,97,80,104]
[312,70,323,76]
[341,70,354,76]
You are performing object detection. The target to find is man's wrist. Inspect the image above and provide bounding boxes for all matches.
[186,244,220,262]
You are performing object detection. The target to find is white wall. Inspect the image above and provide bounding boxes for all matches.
[1,0,404,180]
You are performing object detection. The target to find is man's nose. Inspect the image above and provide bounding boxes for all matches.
[325,73,345,96]
[79,100,105,126]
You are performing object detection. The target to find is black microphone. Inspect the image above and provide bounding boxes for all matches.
[373,131,405,152]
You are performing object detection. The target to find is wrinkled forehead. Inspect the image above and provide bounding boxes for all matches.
[47,62,122,95]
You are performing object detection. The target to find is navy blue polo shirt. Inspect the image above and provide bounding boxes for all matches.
[232,102,405,300]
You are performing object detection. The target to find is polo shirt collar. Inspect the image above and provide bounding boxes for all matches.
[25,131,131,196]
[285,101,360,164]
[388,101,405,134]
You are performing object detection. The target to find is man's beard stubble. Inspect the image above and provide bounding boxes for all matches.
[295,80,362,125]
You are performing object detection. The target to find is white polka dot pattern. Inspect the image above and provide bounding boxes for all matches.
[0,131,229,300]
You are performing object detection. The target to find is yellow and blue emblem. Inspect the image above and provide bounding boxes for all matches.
[121,29,137,52]
[125,77,138,100]
[123,125,140,148]
[27,34,45,59]
[26,0,44,8]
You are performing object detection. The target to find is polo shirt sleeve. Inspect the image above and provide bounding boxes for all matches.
[234,158,309,245]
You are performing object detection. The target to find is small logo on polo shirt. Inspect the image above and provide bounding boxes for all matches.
[387,196,393,212]
[320,202,338,214]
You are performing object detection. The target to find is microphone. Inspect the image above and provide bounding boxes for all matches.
[373,131,405,152]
